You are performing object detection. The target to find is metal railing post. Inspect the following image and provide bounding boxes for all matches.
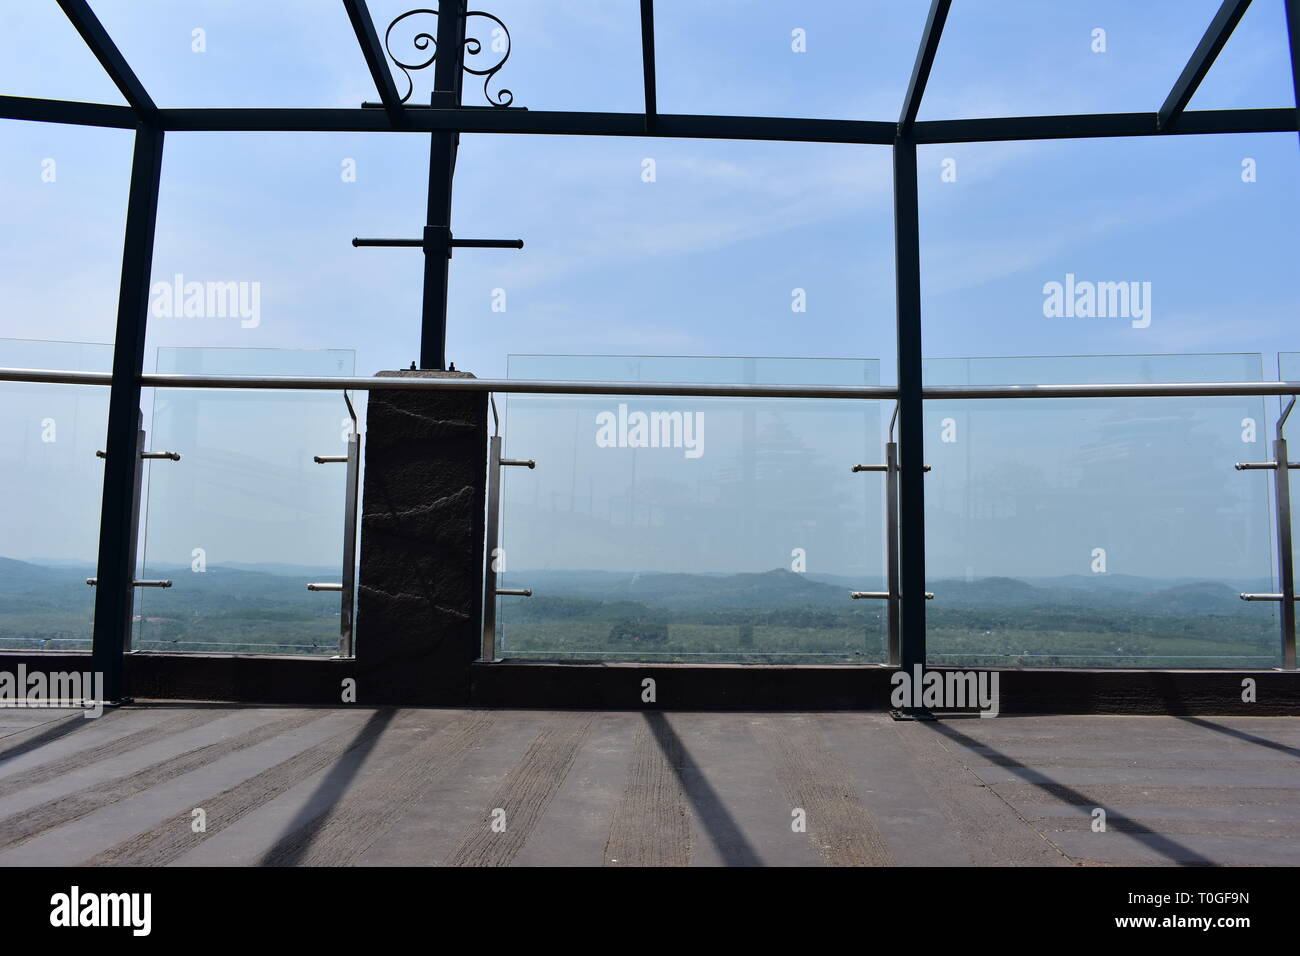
[308,393,361,657]
[884,441,901,666]
[481,402,535,662]
[1275,434,1297,669]
[87,421,177,600]
[1234,397,1298,669]
[481,434,504,661]
[339,417,360,657]
[852,429,929,664]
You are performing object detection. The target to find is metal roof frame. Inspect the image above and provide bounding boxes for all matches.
[0,0,1294,142]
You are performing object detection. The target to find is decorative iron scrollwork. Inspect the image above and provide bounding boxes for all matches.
[462,11,513,107]
[384,8,438,103]
[384,7,514,108]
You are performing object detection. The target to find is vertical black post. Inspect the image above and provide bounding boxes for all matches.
[639,0,657,131]
[892,137,927,675]
[92,124,164,703]
[420,0,467,371]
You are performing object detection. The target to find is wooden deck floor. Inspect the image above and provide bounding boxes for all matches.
[0,705,1296,866]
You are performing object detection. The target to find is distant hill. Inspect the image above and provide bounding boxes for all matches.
[0,556,1275,662]
[0,556,77,590]
[0,557,334,615]
[924,576,1044,605]
[507,568,845,610]
[508,567,1270,615]
[1145,581,1244,613]
[220,562,343,578]
[0,556,1272,617]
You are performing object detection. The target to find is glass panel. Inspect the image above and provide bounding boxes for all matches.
[135,347,357,655]
[0,339,113,653]
[498,354,885,662]
[509,354,880,386]
[924,353,1277,668]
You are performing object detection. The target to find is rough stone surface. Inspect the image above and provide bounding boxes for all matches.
[356,369,487,704]
[4,706,1298,866]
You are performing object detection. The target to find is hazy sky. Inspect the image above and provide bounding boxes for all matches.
[1,0,1297,580]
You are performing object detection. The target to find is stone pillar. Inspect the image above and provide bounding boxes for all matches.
[356,369,487,704]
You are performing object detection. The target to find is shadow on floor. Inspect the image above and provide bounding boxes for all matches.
[258,708,397,866]
[925,719,1217,866]
[645,712,763,867]
[1175,715,1300,761]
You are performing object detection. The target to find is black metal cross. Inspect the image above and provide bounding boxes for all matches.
[353,2,522,371]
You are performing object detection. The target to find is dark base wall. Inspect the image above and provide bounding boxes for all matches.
[0,652,1295,715]
[469,662,1300,715]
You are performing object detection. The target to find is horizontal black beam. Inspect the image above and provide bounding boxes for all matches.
[56,0,156,119]
[1159,0,1252,130]
[4,98,1295,145]
[354,238,423,247]
[352,237,523,249]
[452,238,523,249]
[0,95,136,129]
[156,107,899,142]
[911,108,1297,143]
[148,106,1300,143]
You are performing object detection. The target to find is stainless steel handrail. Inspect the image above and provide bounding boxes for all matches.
[5,366,1300,400]
[923,383,1300,399]
[86,578,171,588]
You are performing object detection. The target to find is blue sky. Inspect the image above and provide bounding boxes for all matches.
[0,1,1297,585]
[1,0,1296,382]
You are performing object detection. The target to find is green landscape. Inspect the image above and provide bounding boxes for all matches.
[0,557,1280,667]
[0,556,342,655]
[497,568,1280,667]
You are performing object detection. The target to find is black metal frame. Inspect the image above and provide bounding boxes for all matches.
[5,0,1299,701]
